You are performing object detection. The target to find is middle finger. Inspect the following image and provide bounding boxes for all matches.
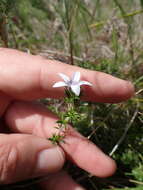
[5,101,116,178]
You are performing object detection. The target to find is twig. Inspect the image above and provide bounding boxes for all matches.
[109,108,138,156]
[129,179,143,185]
[135,89,143,95]
[39,50,86,62]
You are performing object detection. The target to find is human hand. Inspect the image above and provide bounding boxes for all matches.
[0,48,134,189]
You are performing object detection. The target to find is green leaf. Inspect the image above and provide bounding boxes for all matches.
[48,134,65,144]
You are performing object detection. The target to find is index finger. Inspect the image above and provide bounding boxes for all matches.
[0,48,134,102]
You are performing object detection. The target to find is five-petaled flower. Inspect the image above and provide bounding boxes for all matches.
[53,71,92,96]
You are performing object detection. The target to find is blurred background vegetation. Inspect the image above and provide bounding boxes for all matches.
[0,0,143,190]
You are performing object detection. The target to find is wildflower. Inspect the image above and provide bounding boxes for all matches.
[53,71,92,96]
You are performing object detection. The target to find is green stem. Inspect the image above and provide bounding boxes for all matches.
[90,9,143,28]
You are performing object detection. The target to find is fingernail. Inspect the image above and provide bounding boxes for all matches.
[126,81,135,96]
[36,147,65,174]
[127,81,134,91]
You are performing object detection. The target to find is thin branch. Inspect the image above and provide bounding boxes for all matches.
[129,179,143,185]
[39,49,86,62]
[110,108,138,156]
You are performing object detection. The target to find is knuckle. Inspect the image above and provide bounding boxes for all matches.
[0,144,18,184]
[0,48,17,54]
[0,48,12,55]
[0,48,7,53]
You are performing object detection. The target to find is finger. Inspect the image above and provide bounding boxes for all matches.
[0,133,65,184]
[0,48,134,103]
[0,91,11,116]
[40,171,86,190]
[5,101,116,178]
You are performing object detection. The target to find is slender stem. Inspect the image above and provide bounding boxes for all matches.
[110,108,138,156]
[90,9,143,28]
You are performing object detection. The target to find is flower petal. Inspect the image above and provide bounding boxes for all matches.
[59,73,70,83]
[53,81,67,88]
[71,85,81,96]
[72,72,80,83]
[79,81,92,86]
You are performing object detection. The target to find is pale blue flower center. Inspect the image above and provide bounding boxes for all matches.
[67,80,78,86]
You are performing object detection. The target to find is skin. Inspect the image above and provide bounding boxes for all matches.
[0,48,134,189]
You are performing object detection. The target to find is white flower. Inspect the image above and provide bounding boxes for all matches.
[53,71,92,96]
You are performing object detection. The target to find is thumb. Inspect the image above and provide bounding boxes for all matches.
[0,134,65,184]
